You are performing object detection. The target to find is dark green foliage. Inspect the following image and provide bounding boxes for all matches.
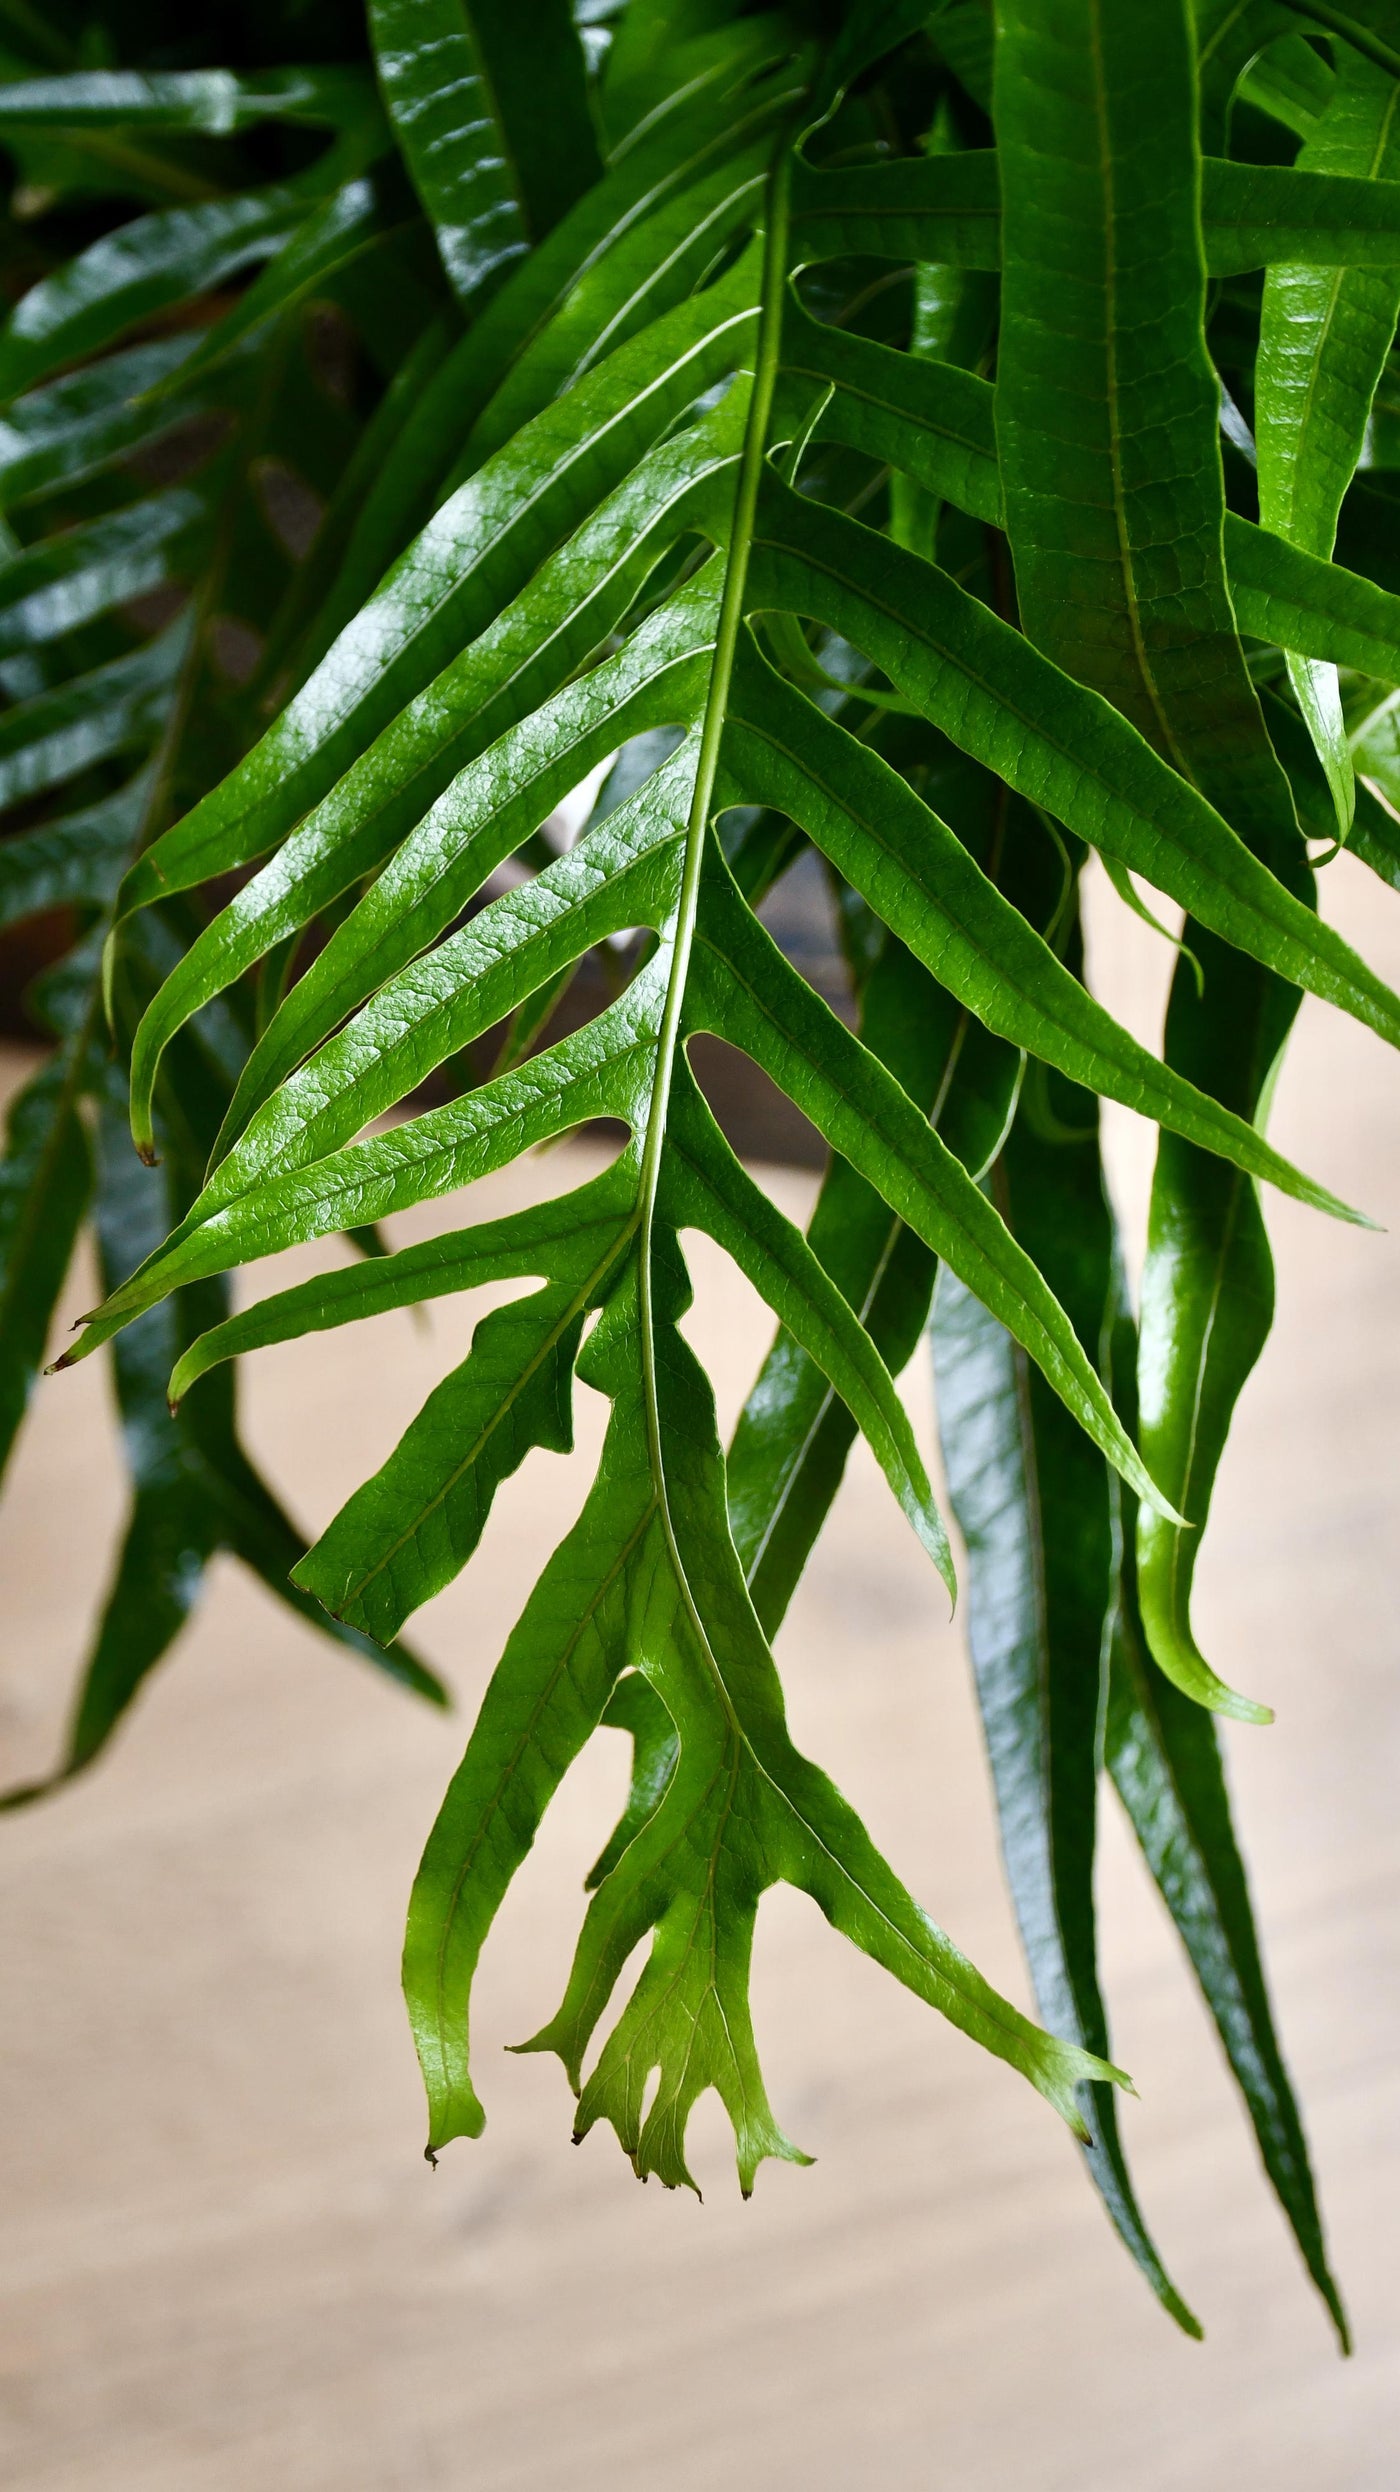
[2,0,1391,2345]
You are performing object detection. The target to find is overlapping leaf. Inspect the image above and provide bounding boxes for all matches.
[0,0,1388,2339]
[0,39,459,1797]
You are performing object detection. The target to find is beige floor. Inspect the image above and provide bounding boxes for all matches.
[0,858,1396,2491]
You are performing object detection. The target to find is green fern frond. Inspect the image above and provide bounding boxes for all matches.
[3,0,1389,2348]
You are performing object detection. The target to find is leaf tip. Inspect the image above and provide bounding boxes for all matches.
[1221,1690,1275,1728]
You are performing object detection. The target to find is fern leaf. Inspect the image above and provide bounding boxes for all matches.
[8,0,1395,2315]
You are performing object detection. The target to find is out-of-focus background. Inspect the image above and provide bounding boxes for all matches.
[0,859,1396,2491]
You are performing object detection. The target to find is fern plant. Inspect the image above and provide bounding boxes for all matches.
[6,0,1400,2346]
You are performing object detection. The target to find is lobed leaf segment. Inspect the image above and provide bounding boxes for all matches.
[5,0,1393,2344]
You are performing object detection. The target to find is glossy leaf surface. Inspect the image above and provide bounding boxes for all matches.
[0,0,1387,2338]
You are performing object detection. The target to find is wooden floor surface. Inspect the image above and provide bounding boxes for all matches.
[0,861,1395,2489]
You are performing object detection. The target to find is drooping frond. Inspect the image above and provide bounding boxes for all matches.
[3,0,1387,2348]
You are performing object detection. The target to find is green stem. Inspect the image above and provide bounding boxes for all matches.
[635,144,791,1235]
[634,131,791,1645]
